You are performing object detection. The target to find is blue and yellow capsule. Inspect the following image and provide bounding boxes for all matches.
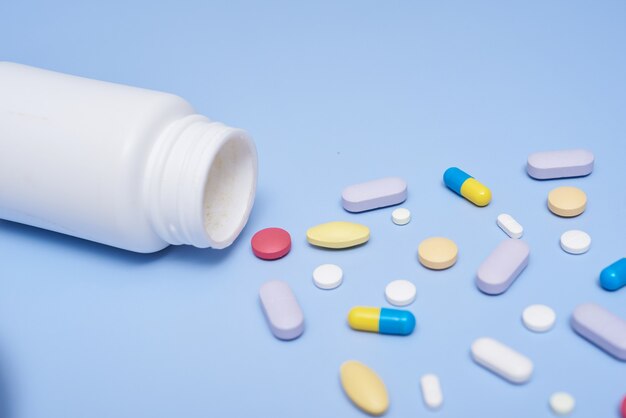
[443,167,492,207]
[348,306,415,336]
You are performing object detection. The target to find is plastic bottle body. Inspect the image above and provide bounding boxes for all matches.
[0,62,257,253]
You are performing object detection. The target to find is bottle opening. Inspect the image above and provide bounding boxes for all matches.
[202,132,257,248]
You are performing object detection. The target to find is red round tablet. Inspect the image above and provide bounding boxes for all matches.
[621,395,626,418]
[251,227,291,260]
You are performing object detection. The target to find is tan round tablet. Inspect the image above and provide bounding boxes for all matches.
[547,186,587,217]
[418,237,458,270]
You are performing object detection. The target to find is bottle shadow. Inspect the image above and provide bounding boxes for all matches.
[0,218,246,268]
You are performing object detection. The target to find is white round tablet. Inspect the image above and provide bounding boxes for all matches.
[312,264,343,290]
[560,230,591,254]
[385,279,416,306]
[391,208,411,225]
[549,392,575,415]
[522,304,556,332]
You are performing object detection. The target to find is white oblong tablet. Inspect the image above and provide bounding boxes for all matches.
[560,230,591,255]
[385,280,416,306]
[312,264,343,290]
[496,214,523,239]
[527,149,594,180]
[259,280,304,340]
[522,304,556,332]
[420,374,443,410]
[342,177,407,213]
[476,239,530,295]
[471,337,533,384]
[391,207,411,225]
[549,392,575,415]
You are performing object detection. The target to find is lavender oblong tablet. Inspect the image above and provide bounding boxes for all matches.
[571,303,626,361]
[527,149,594,180]
[342,177,407,212]
[259,280,304,340]
[476,239,530,295]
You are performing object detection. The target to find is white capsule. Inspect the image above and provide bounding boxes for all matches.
[420,373,443,409]
[496,213,523,239]
[471,337,533,384]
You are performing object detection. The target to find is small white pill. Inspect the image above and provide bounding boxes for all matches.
[560,230,591,254]
[549,392,575,415]
[471,337,533,384]
[312,264,343,290]
[522,304,556,332]
[420,374,443,409]
[385,280,416,306]
[496,213,523,239]
[391,207,411,225]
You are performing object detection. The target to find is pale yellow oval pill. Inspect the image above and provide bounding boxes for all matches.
[340,360,389,416]
[418,237,458,270]
[548,186,587,217]
[306,221,370,249]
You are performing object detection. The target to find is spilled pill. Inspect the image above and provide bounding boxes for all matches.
[391,207,411,225]
[348,306,415,336]
[621,395,626,418]
[527,149,594,180]
[420,374,443,410]
[571,302,626,361]
[251,227,291,260]
[548,186,587,217]
[560,230,591,254]
[600,257,626,291]
[384,279,416,306]
[340,360,389,416]
[549,392,576,415]
[418,237,458,270]
[306,221,369,249]
[342,177,407,212]
[471,337,534,384]
[522,304,556,333]
[259,280,304,340]
[476,239,530,295]
[496,213,523,239]
[443,167,492,207]
[312,263,343,290]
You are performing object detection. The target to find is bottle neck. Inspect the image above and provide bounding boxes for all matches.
[146,114,258,249]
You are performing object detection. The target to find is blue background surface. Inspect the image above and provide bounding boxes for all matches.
[1,1,625,417]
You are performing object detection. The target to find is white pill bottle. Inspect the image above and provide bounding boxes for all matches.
[0,62,258,253]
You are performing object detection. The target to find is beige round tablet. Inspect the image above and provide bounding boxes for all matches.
[418,237,458,270]
[547,186,587,217]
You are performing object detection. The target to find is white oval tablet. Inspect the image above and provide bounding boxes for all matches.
[420,374,443,409]
[385,280,416,306]
[522,304,556,332]
[312,264,343,289]
[471,337,533,384]
[391,207,411,225]
[496,213,523,239]
[549,392,575,415]
[560,230,591,254]
[342,177,407,213]
[527,149,594,180]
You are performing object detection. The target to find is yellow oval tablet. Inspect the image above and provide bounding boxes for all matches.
[418,237,458,270]
[306,221,370,249]
[340,360,389,416]
[547,186,587,217]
